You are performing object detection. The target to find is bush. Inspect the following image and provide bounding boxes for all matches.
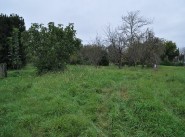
[173,62,184,66]
[161,60,184,66]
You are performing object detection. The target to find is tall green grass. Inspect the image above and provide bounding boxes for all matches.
[0,65,185,136]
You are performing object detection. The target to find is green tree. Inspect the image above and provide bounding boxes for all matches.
[22,22,81,74]
[7,28,22,69]
[163,41,179,62]
[120,11,151,66]
[0,13,26,69]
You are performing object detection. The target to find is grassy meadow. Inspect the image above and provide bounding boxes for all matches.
[0,65,185,137]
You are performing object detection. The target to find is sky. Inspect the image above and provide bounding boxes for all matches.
[0,0,185,48]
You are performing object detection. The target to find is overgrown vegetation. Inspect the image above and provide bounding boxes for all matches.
[0,65,185,136]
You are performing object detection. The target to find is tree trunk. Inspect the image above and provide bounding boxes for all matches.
[118,59,122,69]
[0,63,7,78]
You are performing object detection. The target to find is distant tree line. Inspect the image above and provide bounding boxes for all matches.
[70,11,184,68]
[104,11,183,68]
[0,12,184,75]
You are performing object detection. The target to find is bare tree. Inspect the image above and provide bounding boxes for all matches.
[126,38,142,66]
[121,11,151,46]
[106,26,127,68]
[120,11,151,66]
[106,11,165,68]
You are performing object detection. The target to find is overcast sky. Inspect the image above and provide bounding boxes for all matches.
[1,0,185,48]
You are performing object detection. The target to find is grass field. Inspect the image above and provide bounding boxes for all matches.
[0,65,185,137]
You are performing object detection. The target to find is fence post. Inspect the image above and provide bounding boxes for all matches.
[0,63,7,78]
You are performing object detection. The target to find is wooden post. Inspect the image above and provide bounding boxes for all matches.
[0,63,7,78]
